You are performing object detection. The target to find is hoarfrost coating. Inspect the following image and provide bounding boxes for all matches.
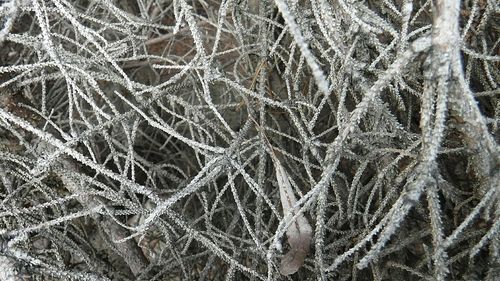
[0,0,498,280]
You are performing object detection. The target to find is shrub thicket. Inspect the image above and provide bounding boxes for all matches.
[0,0,498,280]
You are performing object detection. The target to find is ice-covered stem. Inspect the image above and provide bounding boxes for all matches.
[5,134,148,277]
[54,151,148,277]
[273,0,330,95]
[0,0,19,43]
[354,0,468,273]
[435,0,499,196]
[0,255,19,281]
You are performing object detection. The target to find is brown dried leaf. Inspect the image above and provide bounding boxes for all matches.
[273,157,313,275]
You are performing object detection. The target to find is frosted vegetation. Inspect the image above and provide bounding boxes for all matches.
[0,0,498,280]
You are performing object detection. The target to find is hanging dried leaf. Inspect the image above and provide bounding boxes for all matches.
[273,156,313,275]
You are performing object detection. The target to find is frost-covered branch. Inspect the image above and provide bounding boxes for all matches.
[0,0,498,280]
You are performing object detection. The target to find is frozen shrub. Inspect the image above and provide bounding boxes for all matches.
[0,0,498,280]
